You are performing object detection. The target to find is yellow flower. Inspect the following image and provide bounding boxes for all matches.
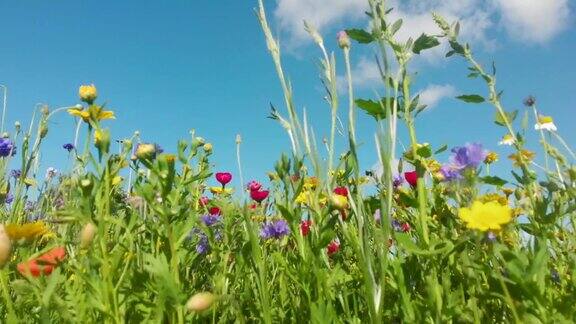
[68,105,115,123]
[79,84,98,103]
[458,201,512,231]
[484,151,499,164]
[508,149,536,167]
[4,222,51,241]
[112,176,123,186]
[303,177,319,190]
[203,143,213,153]
[209,187,233,195]
[295,191,310,204]
[478,193,508,206]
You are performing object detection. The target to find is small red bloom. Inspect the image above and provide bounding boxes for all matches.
[401,222,411,232]
[249,203,258,210]
[17,246,66,277]
[199,196,209,207]
[209,207,221,215]
[300,220,312,236]
[247,181,262,192]
[250,190,269,203]
[327,240,340,256]
[215,172,232,186]
[333,186,348,197]
[404,171,418,188]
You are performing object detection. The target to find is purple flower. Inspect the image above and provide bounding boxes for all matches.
[201,214,220,227]
[486,232,497,242]
[391,219,402,232]
[393,175,403,188]
[551,269,560,284]
[440,164,462,181]
[449,143,487,170]
[24,201,35,213]
[196,233,210,254]
[63,143,75,152]
[260,219,290,240]
[5,193,13,204]
[0,138,16,157]
[10,169,21,179]
[28,214,45,222]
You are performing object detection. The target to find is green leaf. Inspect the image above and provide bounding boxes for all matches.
[412,33,440,54]
[345,28,374,44]
[480,176,508,186]
[434,144,448,154]
[494,109,518,126]
[355,98,395,120]
[389,19,403,35]
[456,94,485,103]
[449,40,465,55]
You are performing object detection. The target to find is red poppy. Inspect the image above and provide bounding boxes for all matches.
[209,207,221,215]
[249,203,258,210]
[215,172,232,186]
[17,246,66,277]
[327,240,340,256]
[404,171,418,188]
[333,186,348,197]
[250,190,269,203]
[300,220,312,236]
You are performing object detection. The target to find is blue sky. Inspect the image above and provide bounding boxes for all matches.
[0,0,574,187]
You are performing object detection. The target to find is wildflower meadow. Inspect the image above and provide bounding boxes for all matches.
[1,0,575,323]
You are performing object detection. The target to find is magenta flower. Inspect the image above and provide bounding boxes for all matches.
[215,172,232,186]
[250,190,269,203]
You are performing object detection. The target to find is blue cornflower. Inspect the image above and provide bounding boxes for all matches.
[63,143,75,152]
[260,219,290,240]
[196,233,210,254]
[5,193,13,204]
[392,175,403,188]
[0,138,16,157]
[201,214,221,227]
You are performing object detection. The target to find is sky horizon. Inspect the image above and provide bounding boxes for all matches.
[0,0,574,189]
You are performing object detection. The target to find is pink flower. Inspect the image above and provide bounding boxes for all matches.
[300,220,312,236]
[199,196,209,207]
[333,186,348,197]
[401,222,411,233]
[404,171,418,188]
[247,181,262,192]
[327,240,340,256]
[250,190,269,203]
[215,172,232,186]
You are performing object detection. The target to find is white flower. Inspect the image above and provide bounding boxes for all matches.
[534,115,557,132]
[45,167,58,180]
[498,134,515,146]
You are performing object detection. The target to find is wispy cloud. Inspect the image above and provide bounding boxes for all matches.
[273,0,571,50]
[494,0,571,43]
[418,84,456,109]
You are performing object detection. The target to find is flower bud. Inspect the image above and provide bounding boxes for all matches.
[203,143,213,153]
[235,134,242,144]
[337,31,350,49]
[79,84,98,104]
[80,223,97,249]
[186,292,215,312]
[135,143,157,161]
[330,194,348,210]
[0,224,12,268]
[14,121,21,132]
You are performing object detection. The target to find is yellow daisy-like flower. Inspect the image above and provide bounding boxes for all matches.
[303,177,319,190]
[484,151,499,164]
[458,201,512,231]
[112,176,123,186]
[508,149,536,167]
[295,191,310,204]
[209,187,233,195]
[68,105,115,123]
[4,222,51,241]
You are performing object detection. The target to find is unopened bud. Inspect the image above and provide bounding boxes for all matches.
[80,223,97,249]
[186,292,215,312]
[0,225,12,268]
[337,31,350,49]
[203,143,213,153]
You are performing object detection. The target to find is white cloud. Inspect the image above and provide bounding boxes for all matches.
[273,0,570,49]
[273,0,367,46]
[418,84,456,109]
[494,0,571,43]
